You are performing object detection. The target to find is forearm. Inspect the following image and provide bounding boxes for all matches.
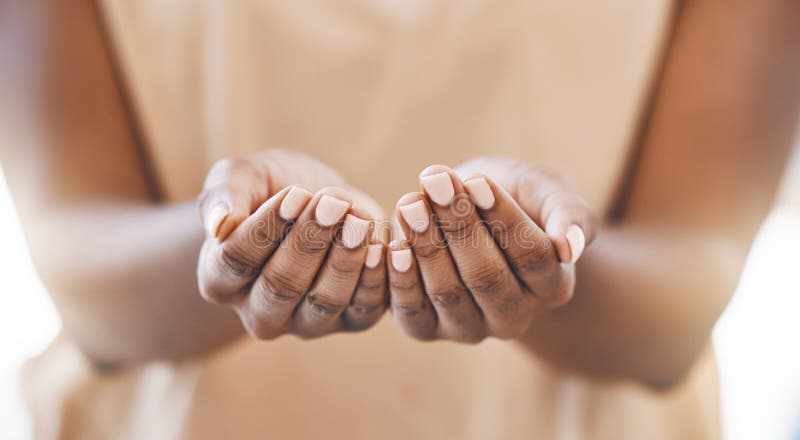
[519,0,800,388]
[521,221,743,388]
[27,201,243,365]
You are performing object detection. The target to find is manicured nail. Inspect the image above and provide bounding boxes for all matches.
[391,248,413,272]
[207,203,229,238]
[279,187,313,221]
[399,200,430,233]
[421,172,455,206]
[566,225,586,263]
[463,178,495,210]
[315,195,350,227]
[365,244,383,268]
[342,214,370,249]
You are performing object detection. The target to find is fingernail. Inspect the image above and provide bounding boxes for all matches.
[566,225,586,264]
[463,178,495,210]
[279,187,313,221]
[421,172,455,206]
[398,200,430,233]
[207,203,230,238]
[315,195,350,227]
[342,214,370,249]
[391,248,413,272]
[365,244,383,268]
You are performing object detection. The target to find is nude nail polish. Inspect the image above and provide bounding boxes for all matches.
[365,244,383,268]
[464,178,495,210]
[342,214,370,249]
[391,248,413,272]
[566,225,586,263]
[279,187,313,221]
[421,172,455,206]
[399,200,430,233]
[207,203,230,238]
[315,195,350,227]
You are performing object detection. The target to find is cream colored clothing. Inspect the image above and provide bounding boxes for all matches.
[24,1,721,439]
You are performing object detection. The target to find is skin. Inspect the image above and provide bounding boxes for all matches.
[196,157,390,340]
[1,0,799,392]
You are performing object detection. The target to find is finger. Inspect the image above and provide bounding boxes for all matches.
[344,243,389,331]
[418,167,527,338]
[512,169,597,263]
[293,211,373,337]
[395,192,485,343]
[387,240,437,341]
[242,188,351,339]
[198,157,271,241]
[464,174,572,306]
[198,186,311,304]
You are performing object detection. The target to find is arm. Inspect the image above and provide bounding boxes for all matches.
[0,0,243,364]
[522,0,800,388]
[0,0,387,364]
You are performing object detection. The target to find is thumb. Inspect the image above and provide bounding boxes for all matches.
[198,157,271,241]
[513,170,598,264]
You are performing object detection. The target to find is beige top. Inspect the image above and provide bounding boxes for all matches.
[23,1,720,439]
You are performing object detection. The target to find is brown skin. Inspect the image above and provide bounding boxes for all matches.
[1,0,799,389]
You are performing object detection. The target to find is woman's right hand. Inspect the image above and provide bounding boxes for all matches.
[197,151,388,339]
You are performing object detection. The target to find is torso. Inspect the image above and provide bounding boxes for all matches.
[23,1,721,438]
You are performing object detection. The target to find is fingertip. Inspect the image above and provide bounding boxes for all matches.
[216,209,248,242]
[315,194,351,227]
[565,225,586,264]
[398,199,430,233]
[463,177,496,210]
[418,164,453,178]
[207,203,230,239]
[396,191,423,207]
[365,243,384,269]
[420,172,455,206]
[342,214,371,249]
[390,248,413,272]
[279,186,314,221]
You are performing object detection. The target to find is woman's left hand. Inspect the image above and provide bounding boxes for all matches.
[387,158,597,343]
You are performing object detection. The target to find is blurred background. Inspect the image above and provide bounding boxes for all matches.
[0,140,798,439]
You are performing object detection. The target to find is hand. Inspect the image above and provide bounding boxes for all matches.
[387,161,597,343]
[197,151,388,339]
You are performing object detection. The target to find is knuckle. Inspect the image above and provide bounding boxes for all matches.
[327,258,363,280]
[291,223,329,254]
[463,264,510,297]
[218,245,261,279]
[305,291,348,317]
[392,299,430,318]
[358,272,386,291]
[427,286,469,310]
[509,241,554,273]
[390,276,419,293]
[411,240,445,261]
[438,216,480,245]
[256,270,307,304]
[346,302,386,331]
[348,300,385,317]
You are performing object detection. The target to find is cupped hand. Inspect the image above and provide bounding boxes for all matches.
[197,152,388,339]
[388,161,597,343]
